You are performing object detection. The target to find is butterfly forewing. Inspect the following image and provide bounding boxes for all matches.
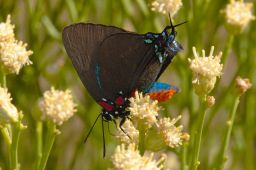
[62,23,127,101]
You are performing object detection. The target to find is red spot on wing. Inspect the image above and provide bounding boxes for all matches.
[115,96,124,105]
[148,89,177,102]
[98,101,113,111]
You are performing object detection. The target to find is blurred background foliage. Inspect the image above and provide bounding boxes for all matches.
[0,0,255,169]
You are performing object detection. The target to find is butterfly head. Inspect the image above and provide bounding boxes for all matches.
[144,19,187,63]
[164,19,187,60]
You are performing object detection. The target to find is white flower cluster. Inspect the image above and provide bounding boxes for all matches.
[222,0,255,32]
[0,15,33,74]
[111,91,189,169]
[40,87,76,125]
[158,116,189,148]
[128,91,160,129]
[151,0,183,17]
[110,143,165,170]
[188,46,223,98]
[118,91,189,148]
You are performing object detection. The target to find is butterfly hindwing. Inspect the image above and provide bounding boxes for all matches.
[145,82,179,102]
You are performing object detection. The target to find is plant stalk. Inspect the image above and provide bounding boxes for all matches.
[39,122,56,170]
[216,96,240,170]
[191,101,207,170]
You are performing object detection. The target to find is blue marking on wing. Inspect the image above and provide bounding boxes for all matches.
[95,64,102,89]
[144,82,179,93]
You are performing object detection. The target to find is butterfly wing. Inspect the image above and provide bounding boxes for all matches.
[94,33,163,101]
[62,23,127,101]
[144,82,178,102]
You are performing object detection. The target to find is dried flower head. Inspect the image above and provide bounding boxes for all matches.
[222,0,255,33]
[128,91,160,129]
[0,41,33,74]
[236,76,252,95]
[110,143,166,170]
[158,116,189,148]
[0,15,15,43]
[206,96,215,107]
[188,46,223,99]
[116,119,139,144]
[40,87,76,125]
[0,87,19,127]
[151,0,182,17]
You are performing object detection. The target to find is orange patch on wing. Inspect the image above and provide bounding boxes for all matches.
[148,89,177,102]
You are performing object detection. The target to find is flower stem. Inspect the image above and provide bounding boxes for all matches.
[2,74,6,87]
[1,73,22,170]
[216,96,240,170]
[1,127,11,145]
[181,143,188,170]
[36,121,43,170]
[10,122,22,170]
[39,122,57,170]
[0,73,11,155]
[191,100,207,170]
[138,126,146,155]
[222,34,234,64]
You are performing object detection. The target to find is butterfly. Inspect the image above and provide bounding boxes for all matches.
[62,19,184,156]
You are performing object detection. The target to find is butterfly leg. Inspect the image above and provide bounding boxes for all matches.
[119,118,131,140]
[127,116,132,121]
[101,115,106,157]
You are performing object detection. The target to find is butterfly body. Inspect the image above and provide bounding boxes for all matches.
[98,91,130,121]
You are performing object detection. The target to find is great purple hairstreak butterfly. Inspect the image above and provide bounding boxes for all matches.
[62,19,185,156]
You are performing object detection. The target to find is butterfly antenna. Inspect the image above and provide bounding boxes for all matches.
[168,13,172,25]
[169,15,175,33]
[84,113,102,143]
[102,115,106,157]
[174,21,188,28]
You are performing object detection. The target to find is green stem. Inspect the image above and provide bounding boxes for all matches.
[68,136,83,170]
[222,34,234,64]
[39,122,57,170]
[36,121,43,170]
[244,93,255,170]
[191,100,207,170]
[216,96,240,170]
[10,122,22,170]
[2,74,6,87]
[181,144,188,170]
[138,126,146,155]
[1,127,11,145]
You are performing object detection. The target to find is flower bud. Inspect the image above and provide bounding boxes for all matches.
[188,46,223,99]
[0,87,19,127]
